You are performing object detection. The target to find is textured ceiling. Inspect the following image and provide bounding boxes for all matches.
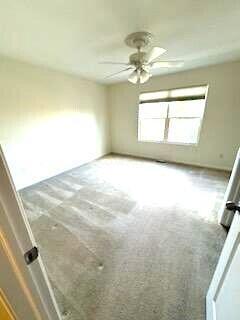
[0,0,240,84]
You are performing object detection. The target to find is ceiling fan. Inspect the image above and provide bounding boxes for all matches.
[101,31,184,84]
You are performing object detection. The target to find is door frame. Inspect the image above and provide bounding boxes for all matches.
[0,145,61,320]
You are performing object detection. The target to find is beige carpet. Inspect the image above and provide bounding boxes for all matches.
[19,155,228,320]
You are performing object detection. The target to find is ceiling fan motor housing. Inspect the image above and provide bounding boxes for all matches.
[129,52,147,66]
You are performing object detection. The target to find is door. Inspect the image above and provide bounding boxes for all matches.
[0,146,61,320]
[218,148,240,227]
[206,202,240,320]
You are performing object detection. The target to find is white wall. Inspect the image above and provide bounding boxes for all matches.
[108,62,240,171]
[0,56,110,189]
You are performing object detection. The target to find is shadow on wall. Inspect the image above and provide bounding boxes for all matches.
[2,111,100,190]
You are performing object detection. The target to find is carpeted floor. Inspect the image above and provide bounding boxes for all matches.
[19,155,229,320]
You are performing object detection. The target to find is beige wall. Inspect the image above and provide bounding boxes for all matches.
[1,57,239,190]
[108,62,240,171]
[0,56,110,189]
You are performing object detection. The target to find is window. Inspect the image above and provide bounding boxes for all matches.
[138,85,208,145]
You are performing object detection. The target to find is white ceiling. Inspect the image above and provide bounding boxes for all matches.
[0,0,240,84]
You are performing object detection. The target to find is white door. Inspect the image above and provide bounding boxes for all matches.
[206,201,240,320]
[218,148,240,227]
[0,146,61,320]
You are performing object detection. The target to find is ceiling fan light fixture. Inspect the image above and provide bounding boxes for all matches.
[128,69,139,84]
[139,69,151,84]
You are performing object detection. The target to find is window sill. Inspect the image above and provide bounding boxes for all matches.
[138,139,199,147]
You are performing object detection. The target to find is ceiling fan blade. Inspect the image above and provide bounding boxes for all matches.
[140,70,151,84]
[150,61,184,68]
[104,67,133,79]
[128,70,139,84]
[100,61,130,66]
[144,47,166,63]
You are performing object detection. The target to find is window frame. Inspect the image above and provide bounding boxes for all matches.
[137,85,208,146]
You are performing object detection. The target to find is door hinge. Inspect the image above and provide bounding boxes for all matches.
[24,246,39,265]
[226,201,240,214]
